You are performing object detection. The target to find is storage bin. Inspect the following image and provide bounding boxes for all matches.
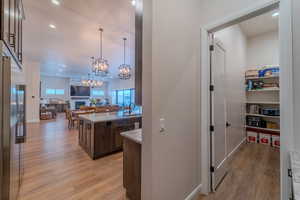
[272,135,280,148]
[247,131,258,143]
[259,133,271,145]
[258,66,280,77]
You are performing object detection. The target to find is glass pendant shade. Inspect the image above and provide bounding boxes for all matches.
[92,28,109,77]
[118,38,132,80]
[81,74,104,87]
[118,64,132,80]
[92,57,109,76]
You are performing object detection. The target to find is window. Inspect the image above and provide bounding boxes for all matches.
[92,89,104,96]
[112,91,117,105]
[111,88,135,106]
[46,89,55,95]
[55,89,65,95]
[46,89,65,95]
[118,90,124,106]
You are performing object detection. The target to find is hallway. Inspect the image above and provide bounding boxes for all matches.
[19,114,126,200]
[198,143,280,200]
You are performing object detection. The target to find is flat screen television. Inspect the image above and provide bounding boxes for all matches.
[70,86,90,97]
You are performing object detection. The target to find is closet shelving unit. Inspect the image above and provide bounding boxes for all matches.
[245,71,280,136]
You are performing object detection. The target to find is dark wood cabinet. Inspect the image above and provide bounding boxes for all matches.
[1,0,25,64]
[94,122,113,157]
[123,137,141,200]
[78,117,142,159]
[112,120,136,151]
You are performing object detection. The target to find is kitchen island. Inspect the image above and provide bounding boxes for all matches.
[78,111,142,160]
[121,129,142,200]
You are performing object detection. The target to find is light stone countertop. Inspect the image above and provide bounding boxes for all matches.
[78,111,142,123]
[291,151,300,200]
[121,129,142,144]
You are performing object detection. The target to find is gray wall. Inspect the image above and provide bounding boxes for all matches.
[143,0,201,199]
[142,0,288,199]
[292,0,300,153]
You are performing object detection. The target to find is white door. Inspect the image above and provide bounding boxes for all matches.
[210,38,229,191]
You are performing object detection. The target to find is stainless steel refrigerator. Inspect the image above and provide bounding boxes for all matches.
[0,41,26,200]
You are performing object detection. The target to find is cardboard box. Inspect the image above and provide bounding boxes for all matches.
[272,135,280,148]
[259,133,271,145]
[247,131,258,143]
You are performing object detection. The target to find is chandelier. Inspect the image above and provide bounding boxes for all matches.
[118,38,132,80]
[81,74,103,88]
[92,28,109,77]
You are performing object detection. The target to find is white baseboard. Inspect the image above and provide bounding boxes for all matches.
[184,184,202,200]
[227,137,246,159]
[26,119,40,123]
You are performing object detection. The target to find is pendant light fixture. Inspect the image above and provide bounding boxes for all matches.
[92,28,109,77]
[118,38,132,80]
[81,73,103,88]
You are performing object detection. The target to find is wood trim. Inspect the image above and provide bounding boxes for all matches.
[135,0,143,106]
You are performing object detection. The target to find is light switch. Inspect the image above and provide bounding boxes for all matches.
[160,118,165,133]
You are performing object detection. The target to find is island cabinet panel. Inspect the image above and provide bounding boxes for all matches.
[78,121,92,156]
[123,138,141,200]
[78,117,142,160]
[112,120,137,151]
[94,122,113,158]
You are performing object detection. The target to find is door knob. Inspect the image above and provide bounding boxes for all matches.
[226,122,231,127]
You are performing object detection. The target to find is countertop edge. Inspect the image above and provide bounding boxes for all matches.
[121,129,142,144]
[78,114,142,123]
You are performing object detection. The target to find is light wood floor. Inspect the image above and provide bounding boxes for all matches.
[198,143,280,200]
[19,114,127,200]
[19,114,280,200]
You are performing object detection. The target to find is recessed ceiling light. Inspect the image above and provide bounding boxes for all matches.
[49,24,56,29]
[131,0,136,6]
[51,0,60,5]
[272,12,279,17]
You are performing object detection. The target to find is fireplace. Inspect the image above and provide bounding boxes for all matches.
[75,101,86,110]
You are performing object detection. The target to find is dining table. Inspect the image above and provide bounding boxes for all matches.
[71,110,94,117]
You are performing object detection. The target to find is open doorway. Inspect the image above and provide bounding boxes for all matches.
[200,1,293,199]
[210,9,280,192]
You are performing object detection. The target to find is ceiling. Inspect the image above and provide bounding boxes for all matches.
[23,0,135,79]
[239,10,279,38]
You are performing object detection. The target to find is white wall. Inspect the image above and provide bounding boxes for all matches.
[143,0,201,199]
[24,60,40,123]
[292,0,300,153]
[142,0,279,199]
[215,25,247,156]
[108,78,134,92]
[247,31,279,68]
[41,75,70,100]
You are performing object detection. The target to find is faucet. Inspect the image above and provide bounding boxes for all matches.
[128,103,135,114]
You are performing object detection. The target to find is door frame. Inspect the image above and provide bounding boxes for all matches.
[200,1,294,199]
